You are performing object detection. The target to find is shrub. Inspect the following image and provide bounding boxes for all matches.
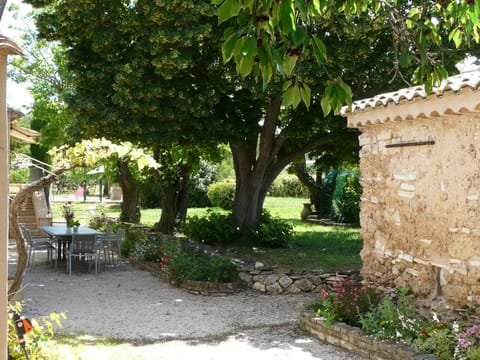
[188,161,218,208]
[122,225,153,258]
[207,182,235,210]
[134,235,238,283]
[9,168,29,184]
[307,277,380,327]
[269,175,309,198]
[8,301,65,359]
[183,211,239,246]
[132,233,180,265]
[331,171,361,225]
[414,325,456,360]
[249,210,293,248]
[358,288,426,345]
[167,250,238,283]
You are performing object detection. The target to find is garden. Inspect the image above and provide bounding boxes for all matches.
[305,278,480,359]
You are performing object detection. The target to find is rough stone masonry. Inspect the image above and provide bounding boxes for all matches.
[345,69,480,310]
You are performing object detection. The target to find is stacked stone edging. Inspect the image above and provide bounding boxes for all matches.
[238,266,361,294]
[299,312,437,360]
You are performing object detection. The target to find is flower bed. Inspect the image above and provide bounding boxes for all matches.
[299,311,436,360]
[305,276,480,359]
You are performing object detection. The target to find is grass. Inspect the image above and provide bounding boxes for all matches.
[50,196,362,271]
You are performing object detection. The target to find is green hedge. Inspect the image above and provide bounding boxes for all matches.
[268,175,309,198]
[207,182,235,210]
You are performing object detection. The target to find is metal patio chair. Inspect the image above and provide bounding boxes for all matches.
[66,233,99,276]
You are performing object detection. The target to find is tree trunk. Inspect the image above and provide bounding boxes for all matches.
[117,159,141,223]
[153,149,194,234]
[157,183,178,234]
[293,158,323,213]
[230,97,336,239]
[231,97,288,238]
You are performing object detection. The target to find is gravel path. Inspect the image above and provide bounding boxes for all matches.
[16,259,365,359]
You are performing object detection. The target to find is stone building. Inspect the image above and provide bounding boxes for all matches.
[344,69,480,308]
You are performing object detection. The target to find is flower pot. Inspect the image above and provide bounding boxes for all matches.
[301,203,312,220]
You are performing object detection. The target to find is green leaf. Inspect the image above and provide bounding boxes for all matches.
[283,55,298,76]
[291,27,306,47]
[299,83,311,109]
[448,28,463,48]
[291,85,301,108]
[312,35,327,64]
[279,1,296,33]
[282,79,293,92]
[237,55,254,78]
[283,84,301,109]
[260,62,273,90]
[399,50,414,68]
[218,0,241,24]
[223,31,239,63]
[243,36,257,61]
[211,0,224,5]
[311,0,321,14]
[320,93,332,116]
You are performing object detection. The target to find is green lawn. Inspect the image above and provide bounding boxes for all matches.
[50,196,363,271]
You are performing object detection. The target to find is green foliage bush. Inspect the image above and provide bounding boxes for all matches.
[121,225,152,258]
[167,250,238,283]
[269,175,309,198]
[9,168,29,184]
[331,171,361,225]
[8,301,65,359]
[183,211,239,246]
[188,161,218,208]
[132,235,238,283]
[138,174,163,209]
[358,292,423,344]
[207,182,235,210]
[249,210,293,248]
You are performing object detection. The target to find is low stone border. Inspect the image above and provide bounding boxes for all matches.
[299,311,437,360]
[238,266,361,294]
[177,279,244,296]
[137,261,244,295]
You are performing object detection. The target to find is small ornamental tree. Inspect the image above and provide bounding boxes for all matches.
[9,138,158,298]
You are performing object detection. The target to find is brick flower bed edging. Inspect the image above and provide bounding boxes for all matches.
[299,311,437,360]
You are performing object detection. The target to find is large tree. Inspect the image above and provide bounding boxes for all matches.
[25,0,479,238]
[26,0,224,232]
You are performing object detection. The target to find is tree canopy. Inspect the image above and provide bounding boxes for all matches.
[212,0,480,112]
[22,0,480,237]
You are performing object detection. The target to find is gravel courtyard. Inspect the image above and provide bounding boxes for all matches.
[12,251,365,359]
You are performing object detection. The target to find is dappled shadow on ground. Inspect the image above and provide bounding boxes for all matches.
[48,325,364,360]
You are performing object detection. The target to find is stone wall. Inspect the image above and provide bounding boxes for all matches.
[238,265,360,294]
[358,114,480,308]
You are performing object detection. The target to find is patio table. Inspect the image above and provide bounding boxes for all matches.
[39,225,104,261]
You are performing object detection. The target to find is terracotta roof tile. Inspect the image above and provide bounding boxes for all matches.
[344,68,480,115]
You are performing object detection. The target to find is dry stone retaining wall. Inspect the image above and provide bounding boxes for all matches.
[237,266,360,294]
